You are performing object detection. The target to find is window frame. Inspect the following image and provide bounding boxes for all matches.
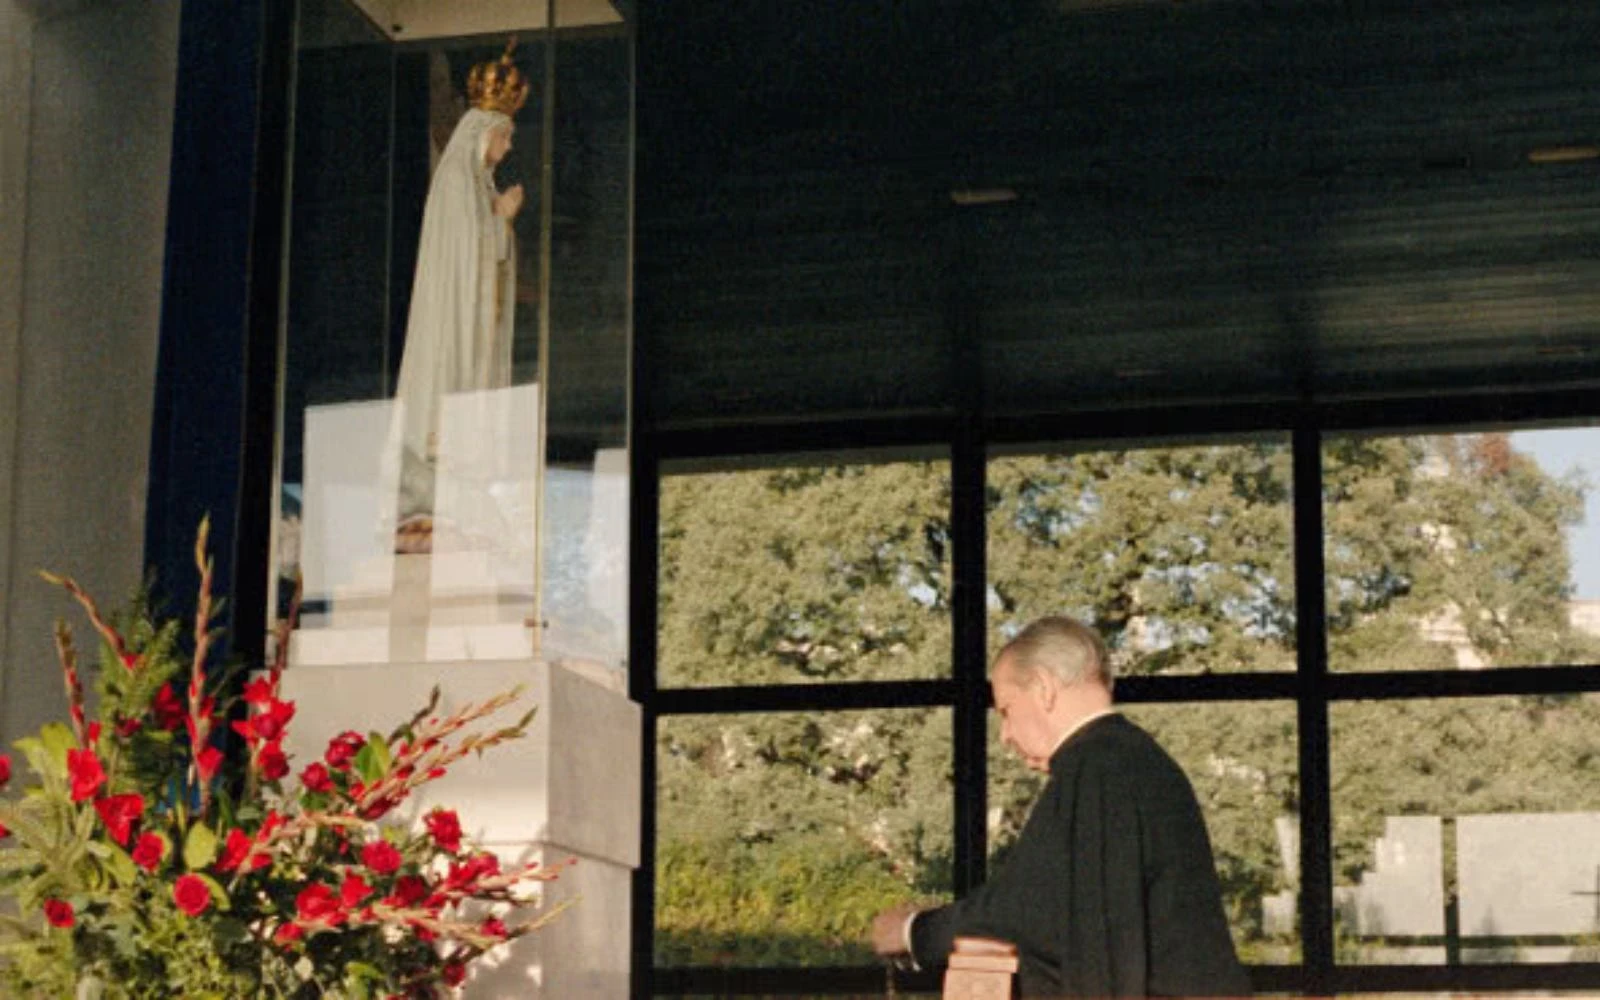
[634,388,1600,997]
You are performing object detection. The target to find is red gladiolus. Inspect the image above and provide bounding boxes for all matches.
[253,698,295,743]
[424,808,462,854]
[481,916,508,939]
[43,899,74,928]
[131,832,165,872]
[340,872,374,908]
[66,747,106,802]
[195,745,224,782]
[114,716,141,738]
[173,874,211,916]
[361,840,402,876]
[93,793,145,846]
[442,962,466,987]
[152,683,185,731]
[324,731,365,771]
[295,883,342,925]
[242,677,276,705]
[299,761,333,793]
[257,740,289,781]
[216,828,252,872]
[119,651,140,672]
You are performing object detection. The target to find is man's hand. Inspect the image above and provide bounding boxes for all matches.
[870,903,922,957]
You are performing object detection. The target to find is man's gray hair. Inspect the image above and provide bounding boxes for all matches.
[994,615,1114,692]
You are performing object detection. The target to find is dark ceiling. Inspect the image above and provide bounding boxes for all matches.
[634,0,1600,432]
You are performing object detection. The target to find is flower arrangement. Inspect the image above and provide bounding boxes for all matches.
[0,523,569,998]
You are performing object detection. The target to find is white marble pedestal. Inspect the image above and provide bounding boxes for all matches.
[277,656,640,999]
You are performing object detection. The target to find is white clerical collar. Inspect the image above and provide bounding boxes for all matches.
[1047,707,1119,761]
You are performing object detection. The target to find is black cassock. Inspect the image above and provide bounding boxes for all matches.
[911,713,1251,998]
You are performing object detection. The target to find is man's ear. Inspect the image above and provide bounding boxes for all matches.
[1031,670,1058,712]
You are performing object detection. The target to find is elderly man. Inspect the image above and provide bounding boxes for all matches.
[871,616,1250,997]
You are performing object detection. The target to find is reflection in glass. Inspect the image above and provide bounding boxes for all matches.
[656,709,953,967]
[1323,429,1600,672]
[657,455,953,687]
[987,440,1296,676]
[272,0,630,672]
[1331,696,1600,964]
[987,702,1300,963]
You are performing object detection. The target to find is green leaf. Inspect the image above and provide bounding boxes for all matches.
[182,823,218,871]
[38,724,77,767]
[353,733,391,784]
[194,872,231,911]
[90,841,138,887]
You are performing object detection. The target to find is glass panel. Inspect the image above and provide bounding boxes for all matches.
[987,439,1296,676]
[987,702,1300,964]
[271,0,631,675]
[1323,428,1600,672]
[656,709,954,967]
[657,453,953,687]
[539,27,632,669]
[1331,695,1600,964]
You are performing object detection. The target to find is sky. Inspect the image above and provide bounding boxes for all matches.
[1511,428,1600,600]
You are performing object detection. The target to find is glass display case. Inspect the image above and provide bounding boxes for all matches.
[269,0,631,677]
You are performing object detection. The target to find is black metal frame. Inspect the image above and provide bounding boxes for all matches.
[631,385,1600,998]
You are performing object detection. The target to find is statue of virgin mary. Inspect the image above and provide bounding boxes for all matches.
[380,45,528,548]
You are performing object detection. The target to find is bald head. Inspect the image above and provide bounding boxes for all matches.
[993,615,1113,694]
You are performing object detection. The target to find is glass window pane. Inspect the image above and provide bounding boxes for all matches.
[1331,695,1600,964]
[658,453,952,687]
[657,709,954,967]
[988,702,1301,964]
[988,440,1296,676]
[1323,428,1600,672]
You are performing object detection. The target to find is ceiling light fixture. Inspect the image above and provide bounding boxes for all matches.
[950,188,1019,206]
[1528,145,1600,165]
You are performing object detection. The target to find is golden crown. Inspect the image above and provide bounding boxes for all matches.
[468,39,529,116]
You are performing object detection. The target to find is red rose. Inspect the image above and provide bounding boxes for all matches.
[131,832,165,872]
[274,921,303,945]
[295,883,343,925]
[0,753,12,786]
[481,917,508,939]
[215,827,267,873]
[387,874,428,908]
[93,793,145,846]
[340,872,374,908]
[152,683,185,731]
[257,740,289,781]
[66,748,106,802]
[299,761,333,793]
[361,840,402,875]
[173,873,211,916]
[43,899,74,928]
[324,731,365,771]
[424,808,463,854]
[442,962,466,987]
